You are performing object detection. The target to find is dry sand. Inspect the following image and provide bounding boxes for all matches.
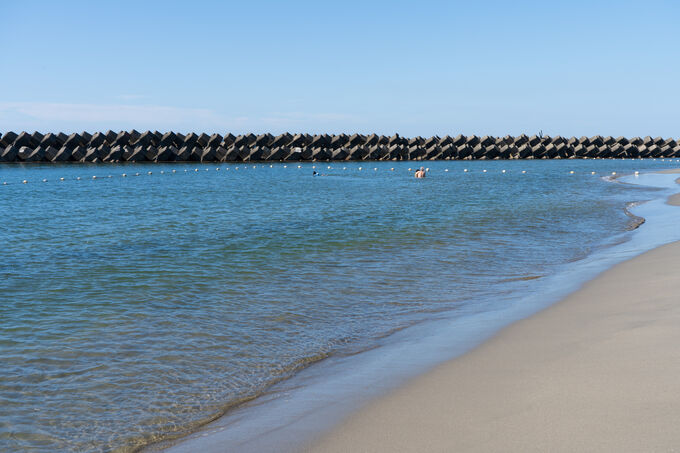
[305,238,680,453]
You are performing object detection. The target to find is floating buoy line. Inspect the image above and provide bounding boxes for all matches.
[1,159,678,186]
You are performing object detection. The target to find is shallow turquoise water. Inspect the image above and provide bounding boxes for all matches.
[0,159,677,452]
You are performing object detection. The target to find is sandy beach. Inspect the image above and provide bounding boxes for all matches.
[306,206,680,451]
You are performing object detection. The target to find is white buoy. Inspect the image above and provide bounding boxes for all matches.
[148,171,152,175]
[42,178,47,182]
[297,165,301,168]
[92,176,97,179]
[122,173,127,177]
[161,170,165,174]
[312,165,316,169]
[283,165,287,168]
[358,167,362,170]
[408,168,412,171]
[390,168,394,171]
[569,171,574,174]
[77,177,81,180]
[482,169,487,173]
[108,175,112,178]
[60,177,64,181]
[464,169,468,172]
[172,169,176,173]
[374,167,377,171]
[591,171,596,175]
[501,169,506,173]
[635,171,639,175]
[425,168,429,172]
[2,182,6,185]
[521,170,526,174]
[184,169,188,172]
[327,166,331,169]
[22,180,27,184]
[343,167,346,170]
[270,164,273,168]
[612,172,616,175]
[135,173,140,176]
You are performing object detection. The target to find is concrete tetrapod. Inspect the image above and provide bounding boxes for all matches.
[81,148,101,162]
[43,145,61,162]
[270,133,292,148]
[95,144,111,161]
[198,147,217,162]
[52,147,73,162]
[174,146,190,161]
[2,132,19,148]
[17,146,45,162]
[103,145,123,162]
[156,146,177,162]
[253,134,271,148]
[14,131,37,149]
[267,147,288,161]
[224,146,240,162]
[214,146,228,162]
[331,148,349,161]
[122,145,145,162]
[0,145,18,162]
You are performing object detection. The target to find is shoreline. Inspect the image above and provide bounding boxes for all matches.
[307,239,680,452]
[305,191,680,452]
[154,171,680,453]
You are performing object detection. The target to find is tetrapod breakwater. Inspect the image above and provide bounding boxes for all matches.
[1,131,679,162]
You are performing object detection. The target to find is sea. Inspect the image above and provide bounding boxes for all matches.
[1,159,679,452]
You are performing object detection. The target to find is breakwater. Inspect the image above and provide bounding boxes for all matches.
[1,131,679,162]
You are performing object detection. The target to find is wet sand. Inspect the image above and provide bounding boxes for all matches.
[668,192,680,206]
[667,176,680,206]
[306,235,680,452]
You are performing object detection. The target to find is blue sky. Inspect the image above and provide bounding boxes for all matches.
[0,0,678,137]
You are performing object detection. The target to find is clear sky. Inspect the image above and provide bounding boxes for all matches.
[1,0,678,138]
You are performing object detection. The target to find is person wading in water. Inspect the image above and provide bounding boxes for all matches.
[414,166,426,178]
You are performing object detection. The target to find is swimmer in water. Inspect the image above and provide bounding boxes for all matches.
[414,166,426,178]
